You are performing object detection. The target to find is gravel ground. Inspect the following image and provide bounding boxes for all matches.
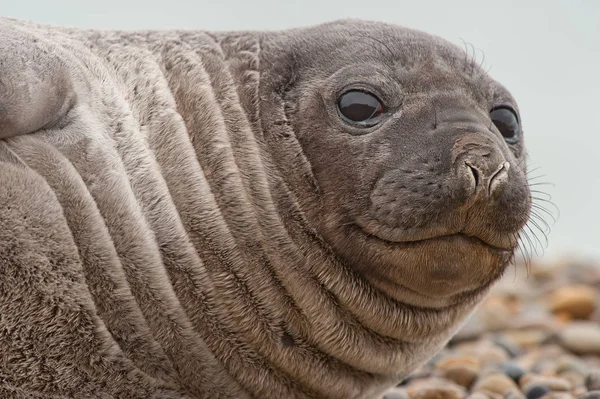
[379,257,600,399]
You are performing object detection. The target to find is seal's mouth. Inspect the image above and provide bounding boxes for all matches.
[387,232,514,255]
[353,218,517,255]
[356,223,516,256]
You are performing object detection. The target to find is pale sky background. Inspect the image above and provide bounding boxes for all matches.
[2,0,599,261]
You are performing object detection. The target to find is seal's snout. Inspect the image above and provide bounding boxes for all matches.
[464,160,511,197]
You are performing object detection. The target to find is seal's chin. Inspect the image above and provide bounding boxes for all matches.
[348,224,515,308]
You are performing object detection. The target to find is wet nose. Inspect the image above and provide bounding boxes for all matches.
[464,159,510,197]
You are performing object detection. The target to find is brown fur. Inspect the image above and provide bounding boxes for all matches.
[0,17,530,399]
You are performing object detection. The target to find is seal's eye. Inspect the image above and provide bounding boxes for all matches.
[337,90,384,127]
[490,106,520,144]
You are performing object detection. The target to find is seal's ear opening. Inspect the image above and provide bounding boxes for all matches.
[256,32,322,195]
[0,24,76,139]
[256,32,302,135]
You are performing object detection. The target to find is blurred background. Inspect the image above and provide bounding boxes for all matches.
[2,0,598,262]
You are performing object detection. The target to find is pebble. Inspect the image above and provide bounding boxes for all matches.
[381,388,410,399]
[504,391,527,399]
[466,393,490,399]
[406,381,465,399]
[435,355,480,388]
[493,336,521,358]
[555,357,589,375]
[455,342,510,366]
[573,386,590,398]
[541,393,574,399]
[503,329,553,350]
[548,285,598,320]
[472,373,520,396]
[576,392,600,399]
[524,385,550,399]
[559,322,600,355]
[496,363,526,384]
[586,371,600,391]
[558,371,585,389]
[521,376,572,392]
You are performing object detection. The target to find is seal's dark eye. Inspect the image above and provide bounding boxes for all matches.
[337,90,384,127]
[490,106,520,144]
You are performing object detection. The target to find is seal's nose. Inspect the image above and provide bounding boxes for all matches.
[464,160,511,197]
[451,132,511,200]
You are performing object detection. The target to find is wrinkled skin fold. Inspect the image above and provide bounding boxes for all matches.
[0,17,530,399]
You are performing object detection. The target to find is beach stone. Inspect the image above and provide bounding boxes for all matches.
[520,374,540,389]
[436,355,481,388]
[513,304,561,330]
[555,311,574,324]
[549,285,598,320]
[522,376,572,392]
[472,373,520,396]
[557,371,585,390]
[475,391,503,399]
[558,322,600,355]
[503,330,553,350]
[555,357,589,375]
[586,371,600,391]
[531,359,560,376]
[585,359,600,370]
[497,363,526,384]
[406,381,466,399]
[456,342,511,366]
[572,386,589,398]
[453,314,485,343]
[382,388,410,399]
[524,385,550,399]
[504,391,527,399]
[481,294,522,331]
[493,336,522,358]
[541,393,574,399]
[576,392,600,399]
[406,363,441,381]
[466,393,489,399]
[516,350,547,370]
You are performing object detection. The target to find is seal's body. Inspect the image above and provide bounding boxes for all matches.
[0,17,530,399]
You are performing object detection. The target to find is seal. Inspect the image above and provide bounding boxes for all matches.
[0,16,531,399]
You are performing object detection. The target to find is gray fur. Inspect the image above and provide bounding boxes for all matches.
[0,17,530,399]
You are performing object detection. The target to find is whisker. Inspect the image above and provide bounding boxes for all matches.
[531,203,558,222]
[516,231,531,277]
[527,218,549,247]
[531,197,560,215]
[477,47,486,76]
[520,228,538,261]
[469,42,477,76]
[530,211,552,234]
[525,223,546,258]
[525,166,543,176]
[527,173,549,180]
[528,182,556,187]
[531,191,553,201]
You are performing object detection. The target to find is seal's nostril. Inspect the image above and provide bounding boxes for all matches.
[489,162,511,196]
[466,162,479,188]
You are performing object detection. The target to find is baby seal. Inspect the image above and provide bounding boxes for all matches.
[0,17,531,399]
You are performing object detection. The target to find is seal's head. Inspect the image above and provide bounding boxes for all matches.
[259,19,531,308]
